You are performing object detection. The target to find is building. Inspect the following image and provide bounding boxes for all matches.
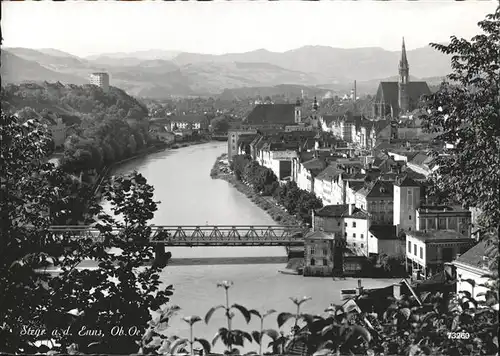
[149,123,176,144]
[169,115,209,132]
[229,129,258,161]
[260,143,298,180]
[89,72,110,92]
[368,225,404,256]
[372,38,431,119]
[313,165,344,206]
[343,205,371,256]
[312,204,348,237]
[355,180,394,225]
[245,103,298,127]
[405,230,476,278]
[416,205,472,237]
[295,157,327,193]
[393,175,421,232]
[303,231,338,277]
[452,241,491,301]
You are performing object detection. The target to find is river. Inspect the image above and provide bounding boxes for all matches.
[103,142,398,354]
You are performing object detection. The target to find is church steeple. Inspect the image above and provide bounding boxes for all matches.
[398,37,410,115]
[399,37,409,85]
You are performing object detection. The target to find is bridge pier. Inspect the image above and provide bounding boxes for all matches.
[287,246,305,261]
[153,244,168,268]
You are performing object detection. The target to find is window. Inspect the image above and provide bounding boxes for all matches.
[420,247,423,259]
[323,248,328,256]
[353,222,357,228]
[310,258,316,266]
[337,222,341,226]
[323,258,328,266]
[345,222,347,227]
[361,234,364,239]
[344,232,347,237]
[414,244,417,255]
[361,243,364,249]
[409,215,412,220]
[310,246,315,255]
[353,243,357,246]
[353,233,356,238]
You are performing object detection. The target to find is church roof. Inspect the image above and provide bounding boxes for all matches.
[246,104,296,125]
[374,82,431,110]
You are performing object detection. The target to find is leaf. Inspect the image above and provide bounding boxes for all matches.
[231,303,252,323]
[194,337,211,355]
[321,324,334,336]
[182,315,202,326]
[277,312,295,328]
[249,309,262,319]
[212,327,228,346]
[346,325,372,343]
[217,280,234,289]
[400,308,411,320]
[262,329,280,341]
[299,313,316,326]
[170,337,189,354]
[290,296,312,306]
[251,331,262,345]
[205,304,225,324]
[264,309,277,318]
[241,331,253,344]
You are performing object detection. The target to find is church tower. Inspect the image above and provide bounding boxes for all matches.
[295,98,302,123]
[398,37,410,115]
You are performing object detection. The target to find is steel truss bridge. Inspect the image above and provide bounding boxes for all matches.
[48,225,310,247]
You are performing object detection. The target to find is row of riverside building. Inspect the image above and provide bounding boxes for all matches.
[226,39,489,300]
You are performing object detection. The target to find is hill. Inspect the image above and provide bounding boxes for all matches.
[2,45,452,98]
[1,82,148,122]
[1,51,87,86]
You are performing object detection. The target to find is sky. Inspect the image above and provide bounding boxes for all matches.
[2,1,497,57]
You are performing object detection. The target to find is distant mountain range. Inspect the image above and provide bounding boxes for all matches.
[1,45,451,98]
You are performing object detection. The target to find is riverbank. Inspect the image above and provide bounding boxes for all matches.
[210,153,302,227]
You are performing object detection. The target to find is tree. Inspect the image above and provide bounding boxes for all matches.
[211,116,230,133]
[420,8,499,268]
[0,113,173,354]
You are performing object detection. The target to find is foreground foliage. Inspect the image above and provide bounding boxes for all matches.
[0,112,172,354]
[421,7,500,268]
[151,279,498,356]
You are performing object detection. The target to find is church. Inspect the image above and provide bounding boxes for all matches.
[372,38,431,119]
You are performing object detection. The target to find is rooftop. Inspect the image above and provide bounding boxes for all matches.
[314,204,349,217]
[369,225,399,240]
[417,205,471,214]
[408,229,473,242]
[357,180,394,198]
[169,115,208,123]
[304,230,335,240]
[246,104,296,125]
[455,241,489,270]
[315,165,345,182]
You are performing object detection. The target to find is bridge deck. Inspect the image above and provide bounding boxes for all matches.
[48,225,308,247]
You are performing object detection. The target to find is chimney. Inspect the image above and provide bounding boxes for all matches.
[348,204,355,216]
[393,283,401,299]
[356,279,364,296]
[353,80,357,113]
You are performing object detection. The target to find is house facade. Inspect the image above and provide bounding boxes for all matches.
[355,180,394,225]
[368,225,404,256]
[416,206,472,237]
[452,241,491,301]
[406,230,476,278]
